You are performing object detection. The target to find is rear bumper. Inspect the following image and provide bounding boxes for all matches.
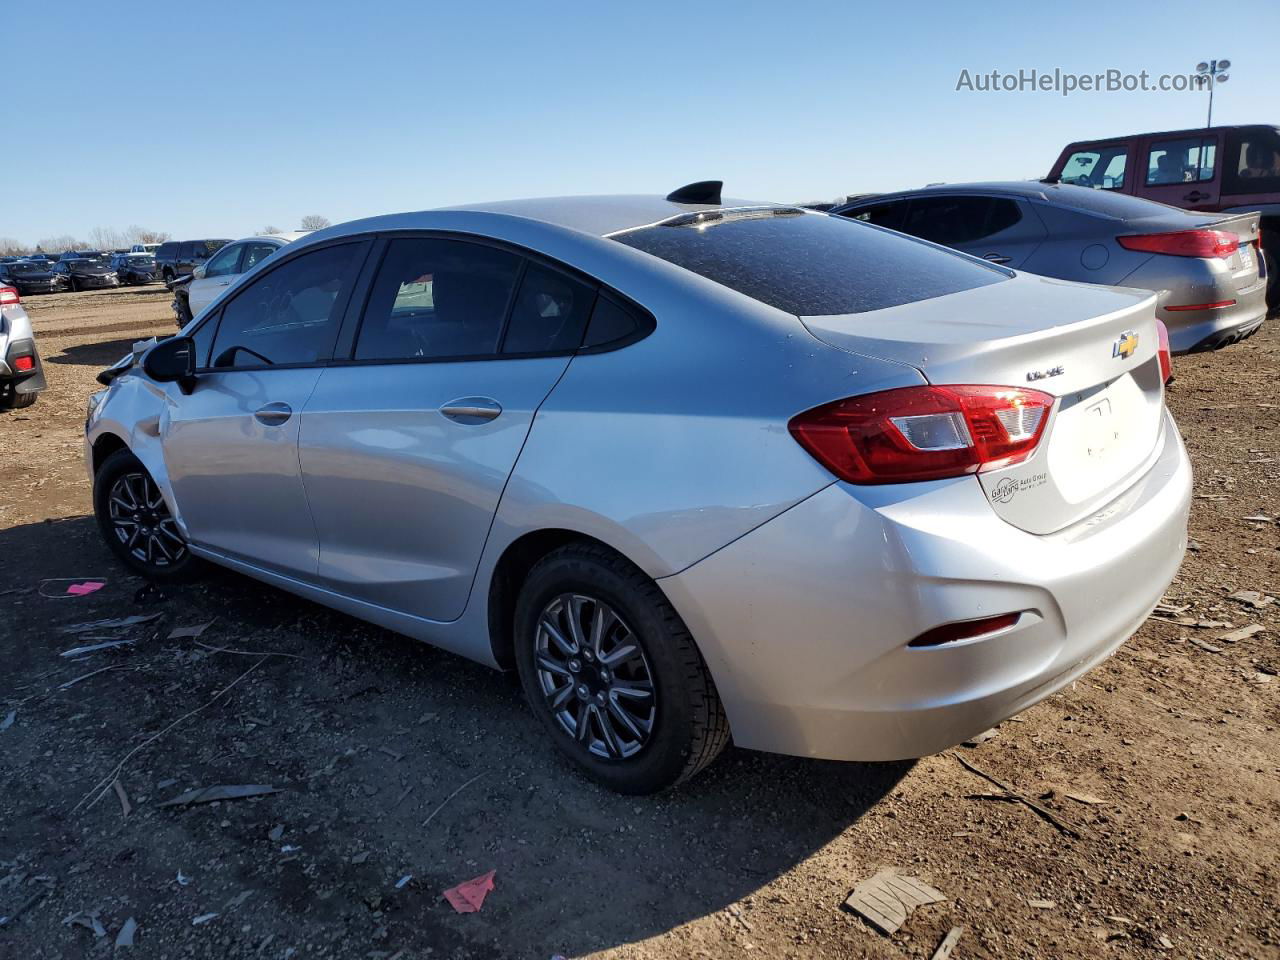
[1156,280,1268,354]
[659,410,1192,762]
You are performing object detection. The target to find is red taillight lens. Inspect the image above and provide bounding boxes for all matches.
[1154,319,1172,385]
[1117,229,1239,259]
[13,355,34,372]
[788,385,1054,484]
[0,286,19,305]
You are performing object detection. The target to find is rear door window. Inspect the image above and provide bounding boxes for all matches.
[211,243,364,368]
[354,237,521,361]
[1146,137,1216,185]
[241,242,279,272]
[178,241,196,260]
[612,208,1006,316]
[1058,145,1128,189]
[1223,127,1280,195]
[901,196,1022,245]
[501,263,595,354]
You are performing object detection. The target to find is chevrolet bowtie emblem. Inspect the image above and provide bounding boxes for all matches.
[1112,331,1139,359]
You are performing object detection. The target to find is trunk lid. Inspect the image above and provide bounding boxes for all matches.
[802,272,1167,535]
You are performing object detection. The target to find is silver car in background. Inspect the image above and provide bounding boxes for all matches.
[0,285,46,409]
[184,231,310,317]
[832,183,1268,353]
[85,187,1191,793]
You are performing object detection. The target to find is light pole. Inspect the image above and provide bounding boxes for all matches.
[1195,59,1231,128]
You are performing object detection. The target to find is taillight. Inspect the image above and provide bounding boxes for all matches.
[14,355,34,372]
[1117,229,1238,259]
[788,385,1054,484]
[0,286,19,305]
[1154,320,1173,385]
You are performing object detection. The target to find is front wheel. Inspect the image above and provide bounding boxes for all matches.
[93,449,200,581]
[514,543,729,794]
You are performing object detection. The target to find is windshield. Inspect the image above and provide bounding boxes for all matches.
[612,208,1007,316]
[8,262,47,275]
[128,254,155,264]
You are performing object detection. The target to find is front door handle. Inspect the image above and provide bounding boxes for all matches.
[254,401,293,426]
[1184,190,1209,202]
[983,253,1012,265]
[440,397,502,424]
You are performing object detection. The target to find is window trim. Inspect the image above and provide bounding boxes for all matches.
[198,236,375,374]
[328,229,651,369]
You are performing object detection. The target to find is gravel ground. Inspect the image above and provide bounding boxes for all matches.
[1,286,1277,959]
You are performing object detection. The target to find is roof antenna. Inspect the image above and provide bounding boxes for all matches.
[666,180,723,205]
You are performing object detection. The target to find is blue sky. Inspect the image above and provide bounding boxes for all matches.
[4,0,1276,245]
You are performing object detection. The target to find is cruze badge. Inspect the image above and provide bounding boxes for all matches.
[1112,331,1139,359]
[1026,364,1065,382]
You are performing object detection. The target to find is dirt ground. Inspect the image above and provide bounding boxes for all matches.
[1,286,1277,960]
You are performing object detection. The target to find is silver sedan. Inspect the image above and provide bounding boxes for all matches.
[831,183,1268,354]
[85,186,1192,792]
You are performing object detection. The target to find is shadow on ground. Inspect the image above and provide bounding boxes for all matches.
[1,516,908,958]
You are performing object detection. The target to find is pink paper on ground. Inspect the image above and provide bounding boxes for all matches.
[443,870,495,913]
[66,582,106,596]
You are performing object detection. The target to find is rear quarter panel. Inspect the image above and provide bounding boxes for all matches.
[488,242,927,579]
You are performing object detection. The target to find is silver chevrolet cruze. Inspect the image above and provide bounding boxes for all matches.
[86,184,1193,793]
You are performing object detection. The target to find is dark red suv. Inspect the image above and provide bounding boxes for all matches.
[1049,125,1280,311]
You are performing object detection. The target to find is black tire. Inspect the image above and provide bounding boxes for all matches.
[174,292,193,327]
[93,449,201,582]
[513,543,729,793]
[163,268,175,283]
[0,385,37,410]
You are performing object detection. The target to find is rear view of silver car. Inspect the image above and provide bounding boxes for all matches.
[84,192,1191,792]
[832,183,1268,353]
[0,285,46,409]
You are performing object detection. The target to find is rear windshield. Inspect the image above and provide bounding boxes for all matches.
[8,262,46,274]
[611,208,1006,316]
[1039,183,1180,219]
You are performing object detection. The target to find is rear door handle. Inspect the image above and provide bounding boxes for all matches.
[982,253,1012,265]
[440,397,502,424]
[254,401,293,426]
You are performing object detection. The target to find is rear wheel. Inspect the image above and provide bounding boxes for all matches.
[0,384,36,410]
[93,449,200,581]
[513,543,729,793]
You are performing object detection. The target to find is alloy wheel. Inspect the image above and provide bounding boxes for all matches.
[534,593,656,759]
[106,471,186,568]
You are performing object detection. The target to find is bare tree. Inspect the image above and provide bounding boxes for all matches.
[37,235,84,254]
[126,225,171,244]
[0,237,27,256]
[299,215,331,231]
[261,225,283,235]
[89,226,131,251]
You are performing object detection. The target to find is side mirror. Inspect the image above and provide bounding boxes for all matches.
[143,336,197,394]
[192,264,206,279]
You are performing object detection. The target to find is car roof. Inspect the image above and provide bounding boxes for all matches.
[1061,123,1278,147]
[248,231,310,243]
[431,194,758,237]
